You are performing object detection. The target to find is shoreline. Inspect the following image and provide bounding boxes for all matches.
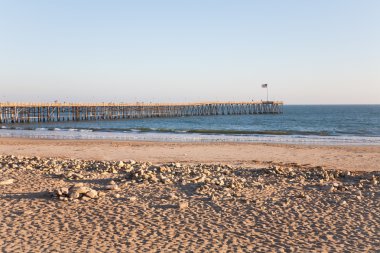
[1,137,379,171]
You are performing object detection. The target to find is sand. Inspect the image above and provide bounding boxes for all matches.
[1,138,379,252]
[0,138,379,171]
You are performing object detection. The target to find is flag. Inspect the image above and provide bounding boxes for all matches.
[262,84,268,88]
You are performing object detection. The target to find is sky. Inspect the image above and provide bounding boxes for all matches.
[0,0,379,104]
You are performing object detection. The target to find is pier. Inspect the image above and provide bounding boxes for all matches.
[0,101,283,124]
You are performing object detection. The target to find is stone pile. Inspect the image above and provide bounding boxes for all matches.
[53,183,101,201]
[0,155,137,175]
[124,163,247,195]
[1,155,378,203]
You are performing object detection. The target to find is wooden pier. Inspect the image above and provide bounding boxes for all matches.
[0,101,283,124]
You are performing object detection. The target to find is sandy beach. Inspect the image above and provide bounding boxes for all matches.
[0,138,379,171]
[0,138,379,252]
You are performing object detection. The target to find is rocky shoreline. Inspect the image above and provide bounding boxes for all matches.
[1,155,379,252]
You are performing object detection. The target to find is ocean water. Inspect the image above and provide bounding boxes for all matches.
[1,105,380,145]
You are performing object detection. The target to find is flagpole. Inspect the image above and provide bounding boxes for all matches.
[267,86,268,102]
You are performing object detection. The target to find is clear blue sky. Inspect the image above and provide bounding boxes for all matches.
[0,0,379,104]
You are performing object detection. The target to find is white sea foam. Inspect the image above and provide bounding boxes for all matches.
[79,129,93,132]
[0,128,379,146]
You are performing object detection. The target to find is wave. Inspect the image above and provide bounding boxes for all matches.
[2,126,378,137]
[94,127,335,136]
[0,128,379,145]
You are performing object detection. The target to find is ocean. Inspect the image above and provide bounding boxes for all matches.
[1,105,379,145]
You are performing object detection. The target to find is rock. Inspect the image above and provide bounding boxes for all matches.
[61,187,69,195]
[178,201,189,210]
[69,191,80,199]
[98,192,106,198]
[105,184,119,191]
[340,200,348,206]
[66,172,84,180]
[117,161,125,167]
[71,186,91,195]
[85,190,98,199]
[114,193,121,198]
[54,184,98,201]
[169,193,178,200]
[326,185,335,192]
[81,196,91,201]
[296,192,307,198]
[0,179,15,185]
[54,189,63,196]
[59,196,68,201]
[371,176,378,186]
[128,196,137,202]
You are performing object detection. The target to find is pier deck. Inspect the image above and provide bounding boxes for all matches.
[0,101,283,124]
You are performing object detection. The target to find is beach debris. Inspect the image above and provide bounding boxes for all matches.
[0,179,15,186]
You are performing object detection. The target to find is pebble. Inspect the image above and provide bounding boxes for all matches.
[178,201,189,210]
[0,179,15,185]
[98,192,106,198]
[85,190,98,199]
[81,196,91,201]
[128,196,137,202]
[169,193,179,200]
[105,184,119,191]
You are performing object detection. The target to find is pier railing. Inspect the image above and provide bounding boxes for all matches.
[0,101,283,124]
